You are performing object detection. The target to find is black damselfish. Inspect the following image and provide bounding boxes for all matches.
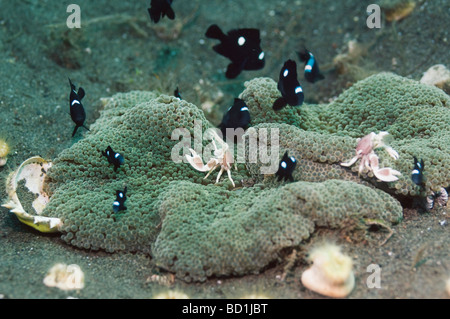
[205,24,265,79]
[298,49,324,83]
[273,60,304,111]
[218,98,251,138]
[113,187,127,213]
[68,78,89,137]
[174,86,182,99]
[102,146,124,172]
[411,156,424,186]
[148,0,175,23]
[275,151,297,182]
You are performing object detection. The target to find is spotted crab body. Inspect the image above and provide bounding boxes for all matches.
[341,132,401,182]
[185,130,236,187]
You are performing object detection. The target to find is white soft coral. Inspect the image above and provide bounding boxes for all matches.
[341,132,401,182]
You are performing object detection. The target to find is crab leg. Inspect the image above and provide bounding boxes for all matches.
[227,169,236,187]
[216,167,225,184]
[186,148,210,172]
[340,156,359,167]
[204,164,219,179]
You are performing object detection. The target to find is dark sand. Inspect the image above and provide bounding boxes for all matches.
[0,0,449,299]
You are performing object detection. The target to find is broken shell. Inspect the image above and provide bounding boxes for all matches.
[420,64,450,90]
[301,243,355,298]
[2,156,62,233]
[383,0,416,22]
[43,263,85,291]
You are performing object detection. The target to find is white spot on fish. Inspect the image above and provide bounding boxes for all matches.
[295,86,303,94]
[115,153,120,158]
[71,100,80,106]
[240,106,248,112]
[290,156,296,163]
[238,36,246,46]
[283,69,289,77]
[281,161,287,169]
[305,64,313,71]
[113,201,120,206]
[258,51,265,60]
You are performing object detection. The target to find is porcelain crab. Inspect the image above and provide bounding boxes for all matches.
[185,130,236,187]
[340,131,401,182]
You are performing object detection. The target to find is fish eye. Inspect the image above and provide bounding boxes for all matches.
[258,52,265,60]
[240,106,249,112]
[294,86,303,94]
[281,161,287,169]
[238,36,246,46]
[283,69,289,77]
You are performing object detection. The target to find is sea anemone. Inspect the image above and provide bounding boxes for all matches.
[301,243,355,298]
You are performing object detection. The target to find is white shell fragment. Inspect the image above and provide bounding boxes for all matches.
[2,156,62,233]
[301,243,355,298]
[420,64,450,89]
[43,263,85,291]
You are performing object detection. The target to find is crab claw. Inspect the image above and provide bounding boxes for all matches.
[369,153,401,182]
[384,146,399,160]
[185,148,210,172]
[372,167,402,182]
[340,156,359,167]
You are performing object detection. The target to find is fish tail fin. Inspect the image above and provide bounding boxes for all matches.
[272,97,287,111]
[78,87,85,100]
[297,48,309,62]
[73,124,89,137]
[166,5,175,20]
[148,8,160,23]
[68,77,75,90]
[205,24,225,40]
[72,125,80,137]
[225,63,242,79]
